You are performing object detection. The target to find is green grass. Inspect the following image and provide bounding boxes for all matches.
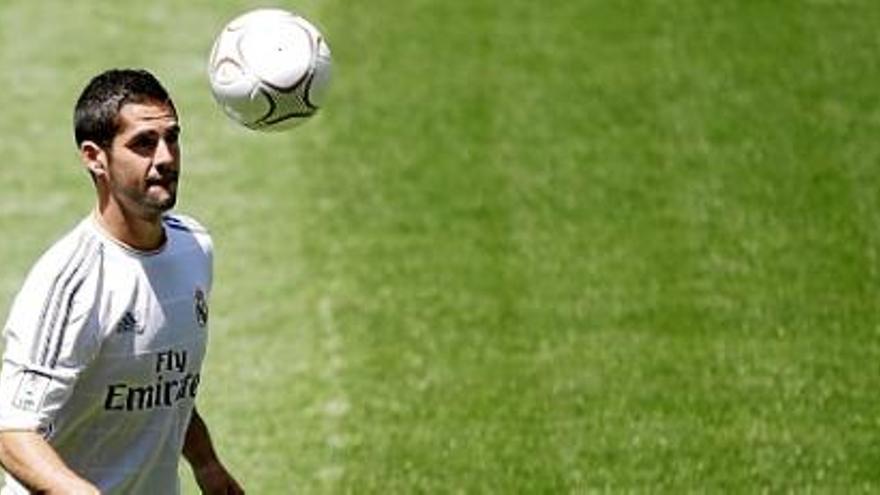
[1,0,880,492]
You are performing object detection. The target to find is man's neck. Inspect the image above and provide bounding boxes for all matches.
[93,204,166,252]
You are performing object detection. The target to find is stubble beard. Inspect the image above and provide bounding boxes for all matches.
[113,181,177,221]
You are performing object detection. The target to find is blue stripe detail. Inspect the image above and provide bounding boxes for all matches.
[165,223,193,233]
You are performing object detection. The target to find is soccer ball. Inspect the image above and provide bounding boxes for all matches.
[208,8,332,131]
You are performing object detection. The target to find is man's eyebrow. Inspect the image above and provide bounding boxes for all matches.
[124,129,156,142]
[126,124,181,140]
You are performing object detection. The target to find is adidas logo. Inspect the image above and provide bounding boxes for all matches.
[115,311,141,334]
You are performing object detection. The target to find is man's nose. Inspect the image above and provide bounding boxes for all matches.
[153,137,177,167]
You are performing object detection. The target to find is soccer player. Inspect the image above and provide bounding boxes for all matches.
[0,69,243,494]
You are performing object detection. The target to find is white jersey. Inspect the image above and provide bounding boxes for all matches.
[0,213,212,494]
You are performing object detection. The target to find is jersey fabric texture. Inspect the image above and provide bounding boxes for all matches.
[0,213,212,494]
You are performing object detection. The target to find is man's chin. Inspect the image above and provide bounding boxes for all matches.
[144,196,177,215]
[157,197,177,212]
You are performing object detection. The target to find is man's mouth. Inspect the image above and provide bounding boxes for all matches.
[147,175,178,188]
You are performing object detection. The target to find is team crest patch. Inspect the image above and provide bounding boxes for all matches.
[195,288,209,327]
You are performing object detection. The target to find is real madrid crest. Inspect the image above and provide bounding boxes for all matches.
[194,288,209,327]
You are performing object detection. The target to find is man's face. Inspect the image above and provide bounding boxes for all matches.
[105,100,181,219]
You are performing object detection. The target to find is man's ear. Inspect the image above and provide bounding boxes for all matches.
[80,141,108,178]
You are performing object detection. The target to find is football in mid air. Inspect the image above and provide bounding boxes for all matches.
[208,8,332,131]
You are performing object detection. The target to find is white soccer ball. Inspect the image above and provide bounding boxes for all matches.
[208,8,332,131]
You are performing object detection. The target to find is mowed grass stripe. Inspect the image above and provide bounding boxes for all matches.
[310,0,880,490]
[304,0,593,491]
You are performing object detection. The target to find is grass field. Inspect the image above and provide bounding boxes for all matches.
[1,0,880,492]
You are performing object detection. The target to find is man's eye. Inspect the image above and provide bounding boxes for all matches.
[132,135,158,150]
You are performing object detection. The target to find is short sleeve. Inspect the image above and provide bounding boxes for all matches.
[0,242,103,432]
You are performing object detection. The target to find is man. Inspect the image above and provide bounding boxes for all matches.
[0,69,244,494]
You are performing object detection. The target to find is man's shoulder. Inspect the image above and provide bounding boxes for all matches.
[14,218,103,308]
[30,219,102,278]
[162,213,213,258]
[162,213,210,235]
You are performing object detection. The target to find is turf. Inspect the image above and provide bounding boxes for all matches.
[1,0,879,492]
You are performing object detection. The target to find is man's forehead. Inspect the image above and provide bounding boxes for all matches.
[117,101,179,131]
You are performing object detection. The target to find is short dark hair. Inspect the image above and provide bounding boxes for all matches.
[73,69,176,149]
